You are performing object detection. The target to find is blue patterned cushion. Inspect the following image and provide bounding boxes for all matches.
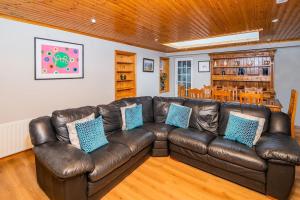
[125,104,143,130]
[165,103,192,128]
[224,113,259,147]
[75,116,108,153]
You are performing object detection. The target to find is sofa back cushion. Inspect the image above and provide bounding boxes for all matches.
[153,96,185,123]
[51,106,98,142]
[97,103,124,133]
[218,103,271,136]
[118,96,154,123]
[184,99,220,134]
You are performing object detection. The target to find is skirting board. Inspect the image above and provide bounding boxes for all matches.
[0,118,33,158]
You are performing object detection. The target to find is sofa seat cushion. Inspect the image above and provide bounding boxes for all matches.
[88,143,132,182]
[208,137,267,171]
[142,123,176,141]
[168,128,216,154]
[107,128,155,155]
[169,143,266,183]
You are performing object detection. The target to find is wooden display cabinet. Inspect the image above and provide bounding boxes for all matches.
[115,50,136,100]
[159,57,170,93]
[209,49,276,95]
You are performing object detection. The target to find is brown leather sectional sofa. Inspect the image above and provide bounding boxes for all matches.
[29,96,300,200]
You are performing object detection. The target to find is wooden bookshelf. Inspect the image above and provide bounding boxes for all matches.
[159,57,170,93]
[115,50,136,100]
[209,49,276,94]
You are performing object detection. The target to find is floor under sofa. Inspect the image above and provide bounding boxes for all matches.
[1,141,300,200]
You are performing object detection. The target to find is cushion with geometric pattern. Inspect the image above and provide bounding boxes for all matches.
[165,103,192,129]
[224,112,259,148]
[75,116,108,153]
[125,104,143,130]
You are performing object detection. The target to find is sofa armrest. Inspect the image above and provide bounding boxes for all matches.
[29,116,58,146]
[256,133,300,165]
[33,142,94,179]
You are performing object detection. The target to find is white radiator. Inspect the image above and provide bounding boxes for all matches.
[0,118,33,158]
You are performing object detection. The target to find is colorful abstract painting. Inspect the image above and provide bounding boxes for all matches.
[35,38,84,80]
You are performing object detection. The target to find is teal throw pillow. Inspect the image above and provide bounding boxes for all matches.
[75,116,108,153]
[165,103,192,128]
[125,104,143,130]
[224,112,259,147]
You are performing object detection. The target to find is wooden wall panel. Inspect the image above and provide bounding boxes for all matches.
[0,0,300,52]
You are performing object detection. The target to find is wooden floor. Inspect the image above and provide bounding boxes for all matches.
[0,130,299,200]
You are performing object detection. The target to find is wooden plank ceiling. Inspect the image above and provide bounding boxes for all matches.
[0,0,300,52]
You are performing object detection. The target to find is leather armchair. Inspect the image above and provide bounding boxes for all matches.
[34,142,94,179]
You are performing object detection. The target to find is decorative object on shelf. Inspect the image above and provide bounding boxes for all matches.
[234,60,240,66]
[34,37,84,80]
[238,68,245,75]
[214,61,217,67]
[224,60,228,66]
[222,70,226,75]
[263,68,269,76]
[263,60,271,65]
[120,74,127,80]
[160,72,168,91]
[160,57,170,93]
[143,58,154,72]
[198,61,210,72]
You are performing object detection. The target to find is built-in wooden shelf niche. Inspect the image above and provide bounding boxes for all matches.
[209,49,275,95]
[115,50,136,100]
[160,57,170,93]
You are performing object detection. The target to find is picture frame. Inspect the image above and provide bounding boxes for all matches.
[198,61,210,72]
[143,58,154,72]
[34,37,84,80]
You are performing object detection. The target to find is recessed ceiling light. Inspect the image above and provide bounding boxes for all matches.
[91,18,96,24]
[163,30,260,49]
[276,0,288,4]
[154,38,159,42]
[272,18,279,23]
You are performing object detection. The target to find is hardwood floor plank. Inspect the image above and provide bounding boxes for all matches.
[0,132,299,200]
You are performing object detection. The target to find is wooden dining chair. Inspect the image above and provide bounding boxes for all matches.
[178,85,186,97]
[239,92,264,105]
[188,88,204,99]
[288,89,298,138]
[212,89,231,102]
[245,87,263,94]
[224,86,238,101]
[203,85,216,98]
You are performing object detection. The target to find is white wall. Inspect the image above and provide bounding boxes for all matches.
[274,47,300,125]
[167,43,300,126]
[0,18,165,124]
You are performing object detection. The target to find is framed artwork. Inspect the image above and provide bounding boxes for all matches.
[34,37,84,80]
[143,58,154,72]
[198,61,210,72]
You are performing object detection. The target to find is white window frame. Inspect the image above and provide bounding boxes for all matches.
[174,57,193,97]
